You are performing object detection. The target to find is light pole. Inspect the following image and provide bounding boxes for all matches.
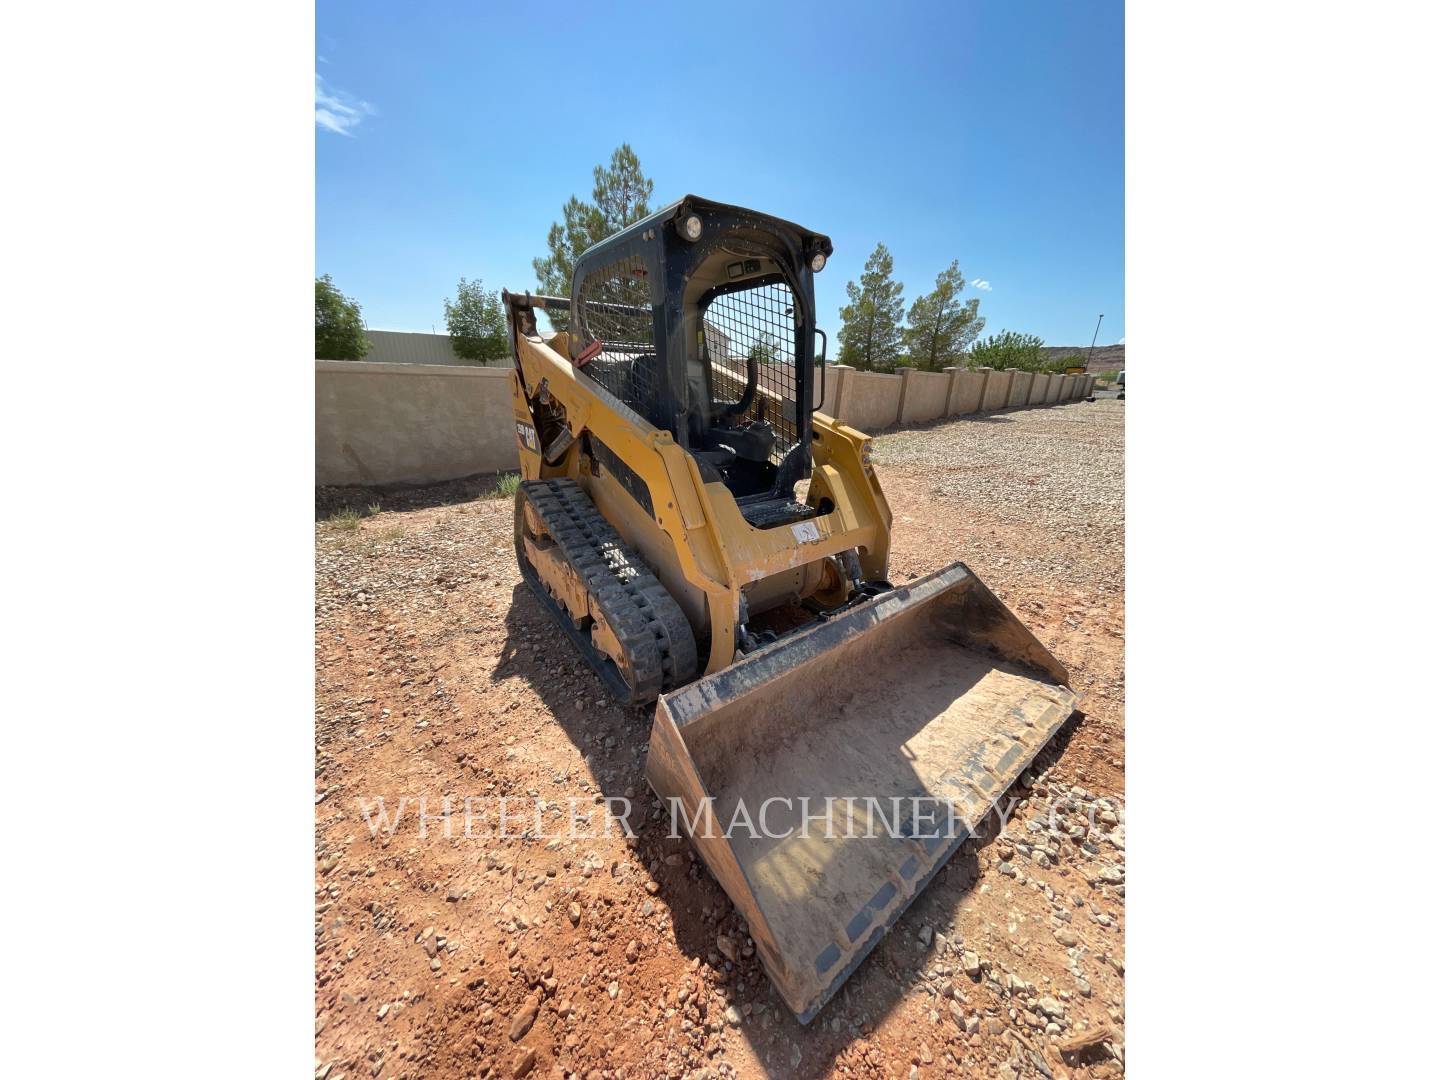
[1087,314,1104,370]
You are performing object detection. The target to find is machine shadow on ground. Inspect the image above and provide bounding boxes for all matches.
[493,581,1086,1077]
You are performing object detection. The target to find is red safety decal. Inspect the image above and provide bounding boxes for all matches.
[574,339,604,367]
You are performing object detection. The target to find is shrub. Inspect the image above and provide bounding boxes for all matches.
[316,275,370,361]
[965,331,1046,372]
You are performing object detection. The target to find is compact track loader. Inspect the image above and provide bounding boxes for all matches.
[504,196,1077,1022]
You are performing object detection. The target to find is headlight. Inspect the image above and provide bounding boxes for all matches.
[810,251,827,273]
[860,441,873,465]
[680,214,703,241]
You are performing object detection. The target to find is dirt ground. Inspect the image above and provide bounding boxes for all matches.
[315,400,1125,1080]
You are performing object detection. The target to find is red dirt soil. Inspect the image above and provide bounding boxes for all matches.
[315,402,1125,1080]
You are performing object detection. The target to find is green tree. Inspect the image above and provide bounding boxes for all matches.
[533,144,654,329]
[747,332,779,365]
[315,274,370,360]
[901,260,985,371]
[443,277,508,364]
[966,330,1047,372]
[590,143,654,235]
[533,198,603,302]
[836,243,905,372]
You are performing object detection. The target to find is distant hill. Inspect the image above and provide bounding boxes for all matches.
[1039,344,1125,374]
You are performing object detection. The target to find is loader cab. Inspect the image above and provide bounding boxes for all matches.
[569,196,832,526]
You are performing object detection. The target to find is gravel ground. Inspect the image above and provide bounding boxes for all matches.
[875,401,1124,594]
[314,398,1126,1080]
[873,400,1123,543]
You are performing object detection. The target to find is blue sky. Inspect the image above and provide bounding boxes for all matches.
[317,0,1123,347]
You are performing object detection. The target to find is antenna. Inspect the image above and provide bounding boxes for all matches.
[1087,314,1104,369]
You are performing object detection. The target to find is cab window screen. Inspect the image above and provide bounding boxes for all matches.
[701,280,799,466]
[576,254,657,419]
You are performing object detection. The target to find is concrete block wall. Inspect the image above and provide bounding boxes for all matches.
[832,369,904,432]
[316,360,519,486]
[1007,370,1035,408]
[978,368,1009,411]
[816,363,1102,433]
[946,368,987,415]
[897,368,952,424]
[314,358,1105,490]
[1029,373,1051,405]
[815,362,841,414]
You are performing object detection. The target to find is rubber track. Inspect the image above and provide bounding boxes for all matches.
[519,479,698,705]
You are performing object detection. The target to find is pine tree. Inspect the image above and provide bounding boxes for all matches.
[590,143,653,235]
[902,260,985,371]
[836,243,905,372]
[533,197,604,301]
[533,144,654,329]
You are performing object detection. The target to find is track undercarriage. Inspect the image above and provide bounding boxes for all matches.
[514,478,697,706]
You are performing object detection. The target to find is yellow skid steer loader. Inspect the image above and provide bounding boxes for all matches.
[504,196,1077,1023]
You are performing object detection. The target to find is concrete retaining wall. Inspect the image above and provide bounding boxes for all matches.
[947,368,987,415]
[314,356,1105,490]
[1029,373,1052,406]
[897,368,951,424]
[316,360,519,486]
[815,362,842,415]
[1007,370,1035,408]
[981,369,1013,411]
[835,369,905,432]
[816,364,1098,433]
[817,364,849,419]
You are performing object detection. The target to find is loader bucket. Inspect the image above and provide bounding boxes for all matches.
[646,562,1078,1023]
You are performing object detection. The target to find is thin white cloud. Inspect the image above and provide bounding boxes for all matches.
[1116,336,1125,344]
[315,73,373,136]
[972,279,992,291]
